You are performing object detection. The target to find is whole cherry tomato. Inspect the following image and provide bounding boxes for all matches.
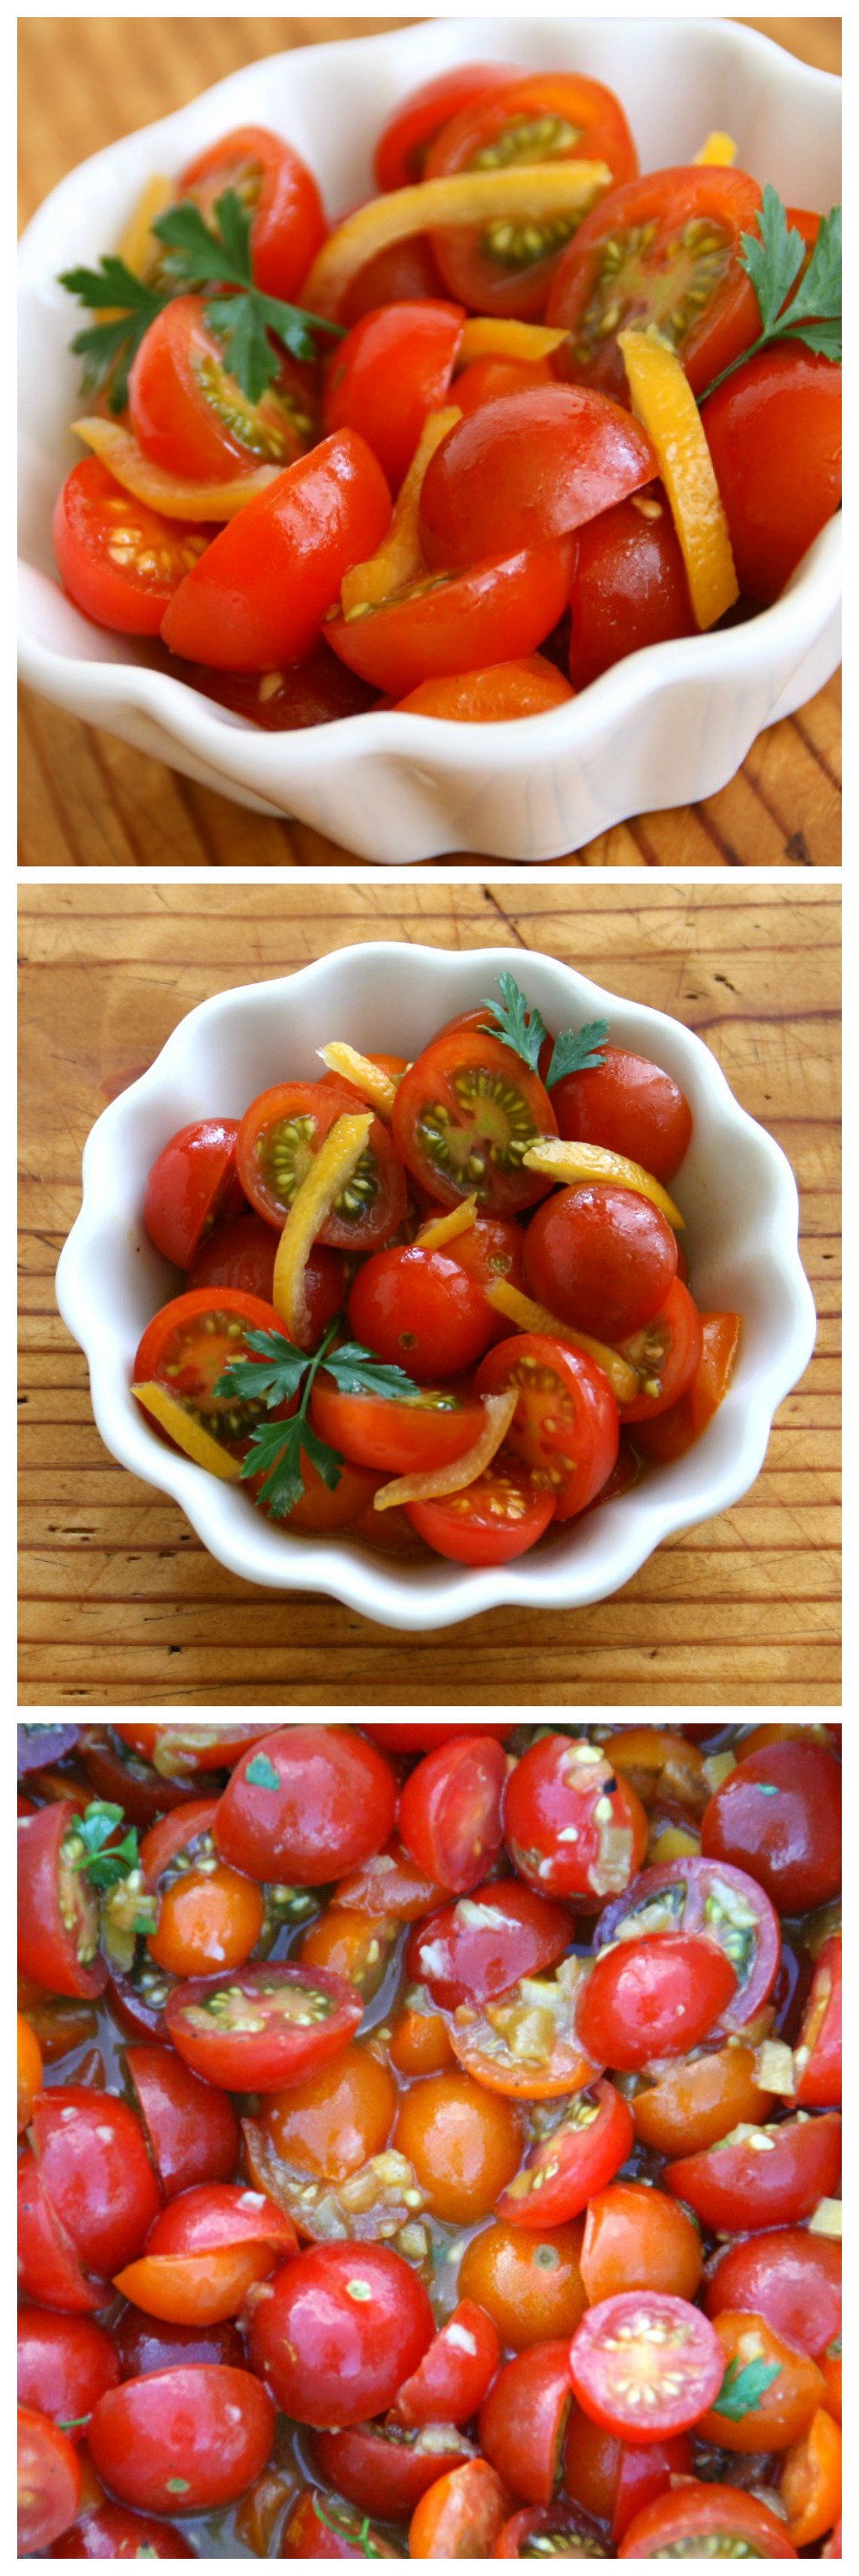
[393,2069,522,2221]
[522,1183,678,1340]
[247,2240,434,2427]
[215,1723,397,1883]
[568,492,696,690]
[87,2363,275,2512]
[576,1933,737,2069]
[702,343,841,603]
[348,1244,497,1380]
[701,1741,841,1912]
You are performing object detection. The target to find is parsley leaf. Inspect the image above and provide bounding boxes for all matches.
[58,259,169,412]
[477,970,549,1073]
[213,1315,424,1521]
[711,2354,783,2421]
[545,1018,609,1086]
[701,188,842,399]
[65,1801,143,1892]
[245,1751,282,1790]
[324,1342,422,1402]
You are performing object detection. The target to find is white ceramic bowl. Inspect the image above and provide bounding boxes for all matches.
[18,17,840,863]
[55,942,817,1632]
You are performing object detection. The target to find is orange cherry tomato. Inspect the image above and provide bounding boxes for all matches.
[631,2040,775,2157]
[17,2014,43,2134]
[147,1862,265,1978]
[393,2069,522,2221]
[252,2043,397,2183]
[409,2458,510,2557]
[779,2409,842,2549]
[580,2180,703,2306]
[395,656,574,720]
[299,1906,398,1999]
[698,2312,825,2453]
[389,2005,456,2077]
[458,2215,588,2348]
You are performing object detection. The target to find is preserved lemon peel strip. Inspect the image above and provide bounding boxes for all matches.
[303,163,613,317]
[416,1196,478,1251]
[618,328,739,630]
[273,1110,373,1344]
[341,407,461,614]
[694,132,737,167]
[523,1133,685,1228]
[73,418,280,521]
[317,1045,399,1117]
[117,174,174,277]
[373,1388,518,1511]
[484,1281,638,1405]
[132,1382,242,1480]
[458,318,569,364]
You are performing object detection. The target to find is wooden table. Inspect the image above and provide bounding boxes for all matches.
[17,17,841,870]
[19,881,841,1708]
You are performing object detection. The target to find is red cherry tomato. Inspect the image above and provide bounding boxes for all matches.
[399,1735,508,1892]
[342,234,449,327]
[407,1879,572,2008]
[133,1288,290,1463]
[701,1741,841,1912]
[576,1934,737,2069]
[618,2482,798,2558]
[374,64,517,192]
[392,2300,502,2427]
[52,459,211,636]
[453,355,557,415]
[663,2111,842,2233]
[406,1453,557,1565]
[311,1376,488,1478]
[593,1856,781,2034]
[188,643,380,728]
[176,125,326,302]
[426,73,637,320]
[282,2488,399,2556]
[704,2227,841,2361]
[564,2405,691,2547]
[129,295,313,482]
[493,2505,609,2557]
[113,2311,247,2379]
[164,1961,363,2093]
[475,1334,619,1521]
[52,2501,197,2557]
[549,1043,692,1185]
[548,167,762,401]
[497,2081,634,2229]
[702,343,841,603]
[503,1734,649,1900]
[313,2421,475,2518]
[795,1933,842,2106]
[393,1027,556,1218]
[323,301,464,490]
[214,1722,397,1884]
[17,2306,119,2434]
[478,2341,573,2504]
[235,1078,406,1249]
[397,655,575,720]
[113,2178,297,2324]
[143,1119,244,1267]
[522,1183,679,1341]
[570,2292,724,2441]
[324,538,575,696]
[18,2405,82,2555]
[417,387,655,571]
[361,1725,514,1750]
[348,1244,496,1379]
[18,1800,107,2000]
[247,2240,434,2427]
[635,1309,740,1462]
[17,2153,106,2312]
[82,1728,221,1826]
[87,2363,275,2512]
[568,490,696,688]
[32,2087,162,2279]
[187,1211,346,1336]
[421,1213,526,1340]
[161,429,392,671]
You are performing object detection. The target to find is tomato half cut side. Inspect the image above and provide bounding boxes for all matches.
[324,540,575,697]
[374,64,518,192]
[17,2406,82,2555]
[133,1289,291,1461]
[406,1454,557,1564]
[617,1279,704,1422]
[496,2081,635,2227]
[176,125,326,302]
[450,1956,598,2099]
[548,166,763,401]
[426,72,638,321]
[393,1029,556,1218]
[164,1961,363,2091]
[129,295,314,483]
[475,1334,619,1521]
[592,1856,781,2033]
[407,1880,573,2009]
[52,459,212,636]
[236,1078,406,1247]
[570,2292,724,2441]
[662,2110,842,2233]
[18,1800,107,2000]
[618,2482,799,2558]
[635,1309,740,1462]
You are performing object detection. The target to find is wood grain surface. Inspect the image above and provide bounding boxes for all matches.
[17,16,842,872]
[19,881,841,1710]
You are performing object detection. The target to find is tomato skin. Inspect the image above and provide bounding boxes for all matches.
[618,2482,798,2558]
[17,2404,82,2555]
[343,234,449,326]
[407,1452,557,1564]
[52,459,211,635]
[148,1855,265,1979]
[593,1856,782,2035]
[177,125,326,303]
[563,2406,691,2547]
[374,64,517,191]
[454,355,557,416]
[795,1933,841,2106]
[551,1044,692,1186]
[568,491,696,689]
[399,1735,508,1892]
[164,1960,363,2092]
[397,655,574,720]
[82,1728,220,1827]
[701,1741,841,1913]
[143,1119,243,1267]
[87,2363,275,2512]
[478,2341,573,2504]
[576,1932,736,2070]
[493,2504,608,2557]
[17,2153,107,2313]
[313,2422,475,2518]
[702,343,841,603]
[410,2458,511,2558]
[17,2306,120,2435]
[113,2180,297,2324]
[459,2216,588,2349]
[523,1182,679,1341]
[349,1245,496,1380]
[323,301,464,490]
[18,1800,107,2001]
[549,167,763,401]
[393,2069,522,2222]
[215,1722,397,1885]
[503,1735,648,1902]
[187,1212,346,1335]
[113,2312,247,2379]
[253,2042,397,2184]
[704,2228,841,2362]
[33,2087,162,2280]
[570,2292,724,2442]
[333,1838,449,1919]
[426,72,637,320]
[161,430,392,671]
[663,2111,842,2232]
[497,2080,634,2229]
[418,388,655,572]
[407,1880,572,2009]
[282,2488,398,2556]
[580,2181,703,2306]
[475,1335,619,1522]
[247,2240,435,2427]
[52,2501,197,2557]
[312,1376,488,1476]
[17,2013,43,2133]
[325,538,575,696]
[392,2300,502,2428]
[362,1724,514,1750]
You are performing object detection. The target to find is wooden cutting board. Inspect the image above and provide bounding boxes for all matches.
[17,16,841,869]
[19,879,841,1708]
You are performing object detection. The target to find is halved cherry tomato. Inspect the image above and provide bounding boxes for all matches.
[129,296,314,482]
[576,1932,736,2070]
[311,1378,489,1477]
[454,355,557,415]
[392,2300,501,2427]
[664,2111,842,2232]
[617,1279,704,1420]
[427,73,637,320]
[176,125,326,301]
[31,2087,162,2279]
[375,65,517,192]
[618,2482,798,2557]
[399,1735,508,1892]
[393,2069,522,2221]
[82,1728,221,1827]
[405,1452,557,1564]
[701,1741,841,1913]
[593,1856,781,2033]
[143,1119,244,1267]
[568,489,696,689]
[87,2363,275,2512]
[161,429,392,670]
[247,2239,434,2427]
[580,2181,702,2306]
[324,539,575,696]
[698,2312,824,2453]
[186,1213,345,1340]
[459,2215,587,2348]
[52,2501,197,2558]
[631,2038,774,2158]
[323,301,464,490]
[563,2406,691,2548]
[503,1735,649,1901]
[636,1309,741,1461]
[478,2341,573,2504]
[18,2405,82,2555]
[126,2039,239,2199]
[407,1880,572,2009]
[522,1183,678,1341]
[493,2504,609,2556]
[17,2306,119,2435]
[164,1961,363,2092]
[133,1288,290,1462]
[570,2292,724,2441]
[282,2488,399,2556]
[314,2421,475,2518]
[248,2042,397,2184]
[299,1904,398,2000]
[349,1244,496,1378]
[18,1801,107,2001]
[235,1078,406,1248]
[148,1854,264,1978]
[780,2406,842,2549]
[390,2003,455,2077]
[214,1722,397,1883]
[475,1335,619,1520]
[450,1954,596,2099]
[418,387,655,572]
[702,343,841,604]
[497,2079,634,2228]
[795,1933,841,2105]
[410,2458,511,2557]
[548,167,762,400]
[113,2178,297,2324]
[704,2227,841,2360]
[342,234,448,327]
[52,459,211,635]
[333,1839,448,1921]
[17,2153,107,2313]
[394,1027,556,1217]
[187,645,380,728]
[397,656,573,719]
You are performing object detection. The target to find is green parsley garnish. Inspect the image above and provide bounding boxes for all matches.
[212,1315,427,1520]
[711,2354,783,2421]
[64,1800,141,1892]
[244,1751,282,1790]
[60,187,343,415]
[702,186,841,400]
[477,971,608,1087]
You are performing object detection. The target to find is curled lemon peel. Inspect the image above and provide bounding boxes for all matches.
[523,1133,685,1227]
[303,163,613,317]
[484,1281,639,1405]
[458,317,569,365]
[373,1388,518,1511]
[340,406,461,614]
[618,327,739,630]
[318,1045,399,1117]
[416,1196,479,1251]
[272,1110,373,1345]
[132,1381,242,1479]
[73,417,280,521]
[694,132,737,167]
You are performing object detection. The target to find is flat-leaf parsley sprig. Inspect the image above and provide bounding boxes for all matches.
[212,1315,425,1519]
[60,187,344,415]
[478,970,608,1088]
[702,185,841,401]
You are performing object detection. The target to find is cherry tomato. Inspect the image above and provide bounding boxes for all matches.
[313,2421,475,2518]
[701,1741,841,1912]
[148,1856,264,1978]
[393,2069,522,2221]
[374,64,516,192]
[548,167,762,401]
[618,2482,798,2557]
[299,1904,398,1999]
[361,1725,515,1750]
[497,2079,633,2228]
[410,2458,511,2557]
[570,2291,724,2441]
[187,1212,346,1336]
[129,295,313,482]
[188,644,380,728]
[247,2239,434,2427]
[52,2501,197,2557]
[393,1028,555,1218]
[113,2178,297,2324]
[459,2215,587,2348]
[503,1735,649,1901]
[342,234,449,326]
[323,301,464,490]
[494,2504,609,2556]
[576,1932,737,2071]
[698,2311,824,2453]
[593,1856,781,2033]
[615,1278,704,1421]
[631,2038,775,2158]
[113,2312,247,2379]
[324,538,575,696]
[564,2406,691,2548]
[475,1335,619,1520]
[795,1933,841,2106]
[390,2003,455,2077]
[702,343,841,604]
[143,1119,244,1267]
[704,2227,841,2361]
[581,2181,703,2306]
[311,1376,488,1477]
[523,1182,678,1341]
[427,73,637,320]
[548,1042,692,1185]
[664,2111,842,2232]
[164,1960,363,2092]
[52,459,211,635]
[405,1450,557,1564]
[18,1801,107,2001]
[17,2012,43,2133]
[235,1078,405,1249]
[333,1838,448,1920]
[568,490,696,689]
[17,2306,119,2434]
[215,1722,397,1883]
[32,2087,162,2279]
[133,1287,290,1462]
[87,2363,275,2512]
[479,2340,573,2504]
[82,1728,221,1827]
[780,2406,842,2549]
[176,125,326,302]
[392,2300,501,2427]
[162,429,392,671]
[419,387,655,576]
[115,1717,269,1777]
[453,355,557,416]
[635,1309,741,1461]
[349,1244,496,1379]
[282,2488,399,2555]
[17,2153,106,2312]
[407,1880,572,2009]
[449,1955,596,2100]
[18,2404,82,2554]
[417,1218,523,1349]
[250,2042,397,2183]
[399,1735,508,1892]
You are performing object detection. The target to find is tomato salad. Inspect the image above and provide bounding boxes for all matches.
[51,66,841,728]
[18,1717,842,2556]
[126,975,742,1569]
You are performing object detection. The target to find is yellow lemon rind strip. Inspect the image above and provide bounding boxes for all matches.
[273,1111,373,1346]
[132,1381,242,1479]
[458,318,569,365]
[318,1044,399,1118]
[341,406,462,614]
[694,131,737,167]
[618,327,739,631]
[484,1281,638,1406]
[417,1195,479,1252]
[374,1388,518,1512]
[303,163,613,316]
[73,417,282,522]
[523,1133,685,1228]
[117,173,175,277]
